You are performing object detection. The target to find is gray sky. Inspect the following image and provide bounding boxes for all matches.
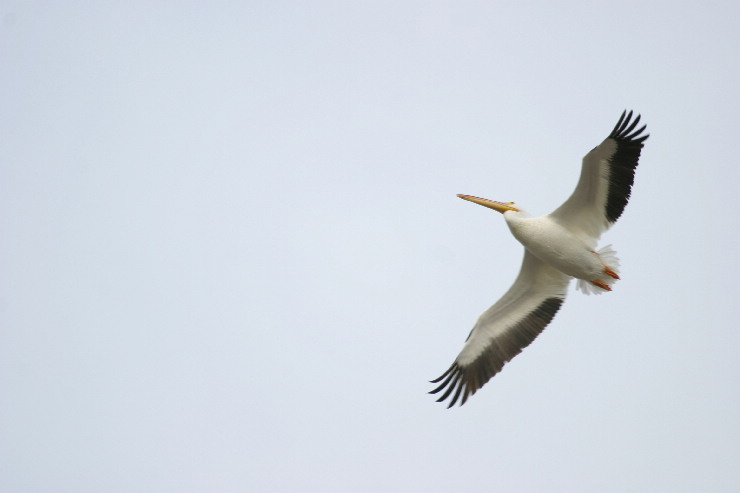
[2,1,739,492]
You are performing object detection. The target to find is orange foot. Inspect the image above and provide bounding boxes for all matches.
[604,266,620,279]
[591,280,612,291]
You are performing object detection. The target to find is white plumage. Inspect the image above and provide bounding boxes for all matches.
[431,110,649,407]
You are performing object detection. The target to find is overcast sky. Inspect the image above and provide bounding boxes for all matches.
[2,2,739,492]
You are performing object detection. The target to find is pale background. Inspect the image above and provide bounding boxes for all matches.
[2,1,739,492]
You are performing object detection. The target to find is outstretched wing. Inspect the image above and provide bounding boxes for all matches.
[430,251,571,408]
[549,110,649,246]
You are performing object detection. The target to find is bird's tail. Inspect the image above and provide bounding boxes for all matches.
[576,244,620,296]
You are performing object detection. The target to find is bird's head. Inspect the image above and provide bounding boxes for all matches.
[457,194,520,214]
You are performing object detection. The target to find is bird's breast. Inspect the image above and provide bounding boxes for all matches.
[507,217,600,279]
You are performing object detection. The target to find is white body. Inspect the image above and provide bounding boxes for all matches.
[504,211,617,291]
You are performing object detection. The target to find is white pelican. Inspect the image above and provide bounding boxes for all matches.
[431,110,648,407]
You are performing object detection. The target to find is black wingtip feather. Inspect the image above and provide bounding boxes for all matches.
[429,365,454,385]
[604,110,649,223]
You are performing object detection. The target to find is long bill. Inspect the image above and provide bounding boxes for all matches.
[457,194,519,213]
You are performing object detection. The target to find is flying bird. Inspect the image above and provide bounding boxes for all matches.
[430,110,648,407]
